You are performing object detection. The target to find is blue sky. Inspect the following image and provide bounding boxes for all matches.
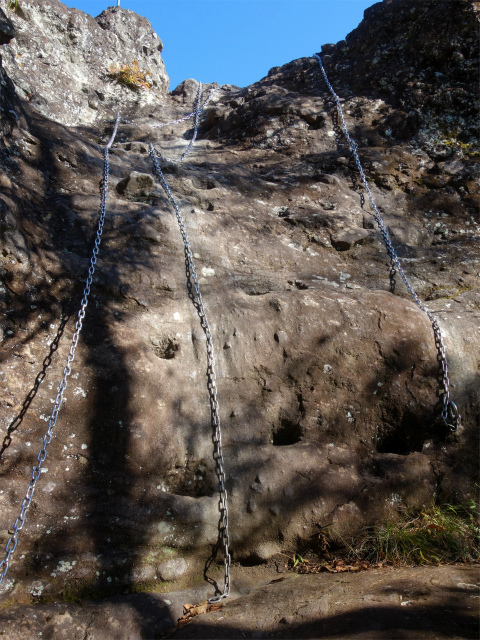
[62,0,378,90]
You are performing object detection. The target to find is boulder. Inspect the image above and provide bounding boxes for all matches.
[158,558,188,582]
[116,171,155,198]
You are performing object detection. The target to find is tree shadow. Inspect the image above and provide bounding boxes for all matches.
[170,600,479,639]
[0,313,70,460]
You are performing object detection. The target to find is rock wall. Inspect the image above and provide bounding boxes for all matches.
[0,0,478,603]
[0,0,169,125]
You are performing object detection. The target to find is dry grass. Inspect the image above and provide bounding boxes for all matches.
[357,501,480,565]
[108,60,151,91]
[289,500,479,575]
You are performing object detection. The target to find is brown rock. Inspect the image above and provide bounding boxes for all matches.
[331,227,372,250]
[116,171,155,198]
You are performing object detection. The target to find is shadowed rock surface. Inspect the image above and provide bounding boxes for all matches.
[1,565,479,639]
[0,0,478,624]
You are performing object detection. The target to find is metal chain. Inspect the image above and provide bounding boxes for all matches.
[0,112,122,588]
[179,80,202,161]
[313,53,460,431]
[149,143,231,603]
[156,81,217,163]
[152,83,218,129]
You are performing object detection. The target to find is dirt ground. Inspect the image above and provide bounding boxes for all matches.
[0,563,478,639]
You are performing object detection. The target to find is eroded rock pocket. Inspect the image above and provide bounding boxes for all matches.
[150,334,180,359]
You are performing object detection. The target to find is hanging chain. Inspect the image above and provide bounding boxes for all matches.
[150,81,230,601]
[155,81,217,163]
[149,144,231,602]
[313,53,460,432]
[179,80,202,161]
[0,113,121,588]
[152,83,218,129]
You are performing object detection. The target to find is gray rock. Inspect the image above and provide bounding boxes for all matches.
[131,564,157,583]
[157,558,188,582]
[253,542,281,562]
[0,0,169,126]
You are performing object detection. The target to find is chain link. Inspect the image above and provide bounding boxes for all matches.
[149,143,231,602]
[152,83,218,130]
[150,81,230,600]
[0,112,122,588]
[155,82,217,163]
[313,53,460,431]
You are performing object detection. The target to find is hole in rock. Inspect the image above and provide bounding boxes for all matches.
[150,336,179,360]
[272,418,303,446]
[375,413,427,455]
[165,461,215,498]
[191,177,217,190]
[308,119,325,131]
[237,555,266,568]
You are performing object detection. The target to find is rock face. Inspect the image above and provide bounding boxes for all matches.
[0,0,169,125]
[0,8,16,140]
[0,0,478,605]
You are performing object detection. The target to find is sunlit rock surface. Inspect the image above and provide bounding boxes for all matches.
[0,0,478,604]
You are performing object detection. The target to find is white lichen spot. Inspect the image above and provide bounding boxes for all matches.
[81,444,88,450]
[157,521,172,535]
[388,493,402,507]
[107,576,112,583]
[173,312,180,321]
[29,582,44,597]
[201,267,215,277]
[57,560,74,573]
[73,387,86,398]
[323,364,333,374]
[346,412,355,423]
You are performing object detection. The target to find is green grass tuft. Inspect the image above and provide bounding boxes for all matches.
[357,501,480,565]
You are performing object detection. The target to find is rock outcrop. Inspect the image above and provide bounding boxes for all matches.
[0,0,168,125]
[0,0,478,605]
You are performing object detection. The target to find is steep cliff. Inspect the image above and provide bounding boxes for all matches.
[0,0,478,608]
